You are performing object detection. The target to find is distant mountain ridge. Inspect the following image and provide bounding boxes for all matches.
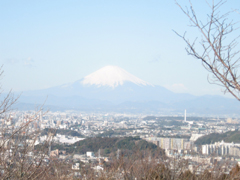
[15,65,240,115]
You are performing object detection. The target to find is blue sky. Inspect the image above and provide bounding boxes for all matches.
[0,0,239,97]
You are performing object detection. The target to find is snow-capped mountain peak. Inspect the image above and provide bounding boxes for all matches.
[81,65,152,88]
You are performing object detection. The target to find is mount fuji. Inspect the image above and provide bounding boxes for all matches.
[17,65,240,114]
[21,66,194,104]
[81,65,152,88]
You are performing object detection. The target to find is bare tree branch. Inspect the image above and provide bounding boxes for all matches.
[175,0,240,100]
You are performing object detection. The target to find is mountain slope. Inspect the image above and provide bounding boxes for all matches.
[81,65,152,88]
[16,65,240,114]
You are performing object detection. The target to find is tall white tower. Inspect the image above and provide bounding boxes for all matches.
[184,109,186,122]
[117,149,120,160]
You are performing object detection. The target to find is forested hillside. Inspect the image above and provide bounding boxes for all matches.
[195,130,240,145]
[50,136,164,156]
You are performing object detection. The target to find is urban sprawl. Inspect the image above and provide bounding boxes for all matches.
[3,110,240,177]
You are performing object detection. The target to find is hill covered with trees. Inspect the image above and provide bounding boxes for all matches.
[50,136,164,156]
[195,130,240,145]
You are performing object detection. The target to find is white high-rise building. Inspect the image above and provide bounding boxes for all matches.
[184,109,186,122]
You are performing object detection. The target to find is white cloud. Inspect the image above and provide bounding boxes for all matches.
[4,57,35,67]
[24,57,34,67]
[164,83,188,93]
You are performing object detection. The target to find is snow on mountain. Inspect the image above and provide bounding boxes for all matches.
[81,65,152,88]
[19,65,240,115]
[22,65,192,104]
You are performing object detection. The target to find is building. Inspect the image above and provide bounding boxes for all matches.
[202,140,240,156]
[86,151,94,157]
[146,137,190,150]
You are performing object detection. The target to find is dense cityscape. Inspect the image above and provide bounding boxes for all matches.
[3,109,240,178]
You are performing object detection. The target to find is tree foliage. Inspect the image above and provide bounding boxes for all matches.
[50,136,163,156]
[195,130,240,145]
